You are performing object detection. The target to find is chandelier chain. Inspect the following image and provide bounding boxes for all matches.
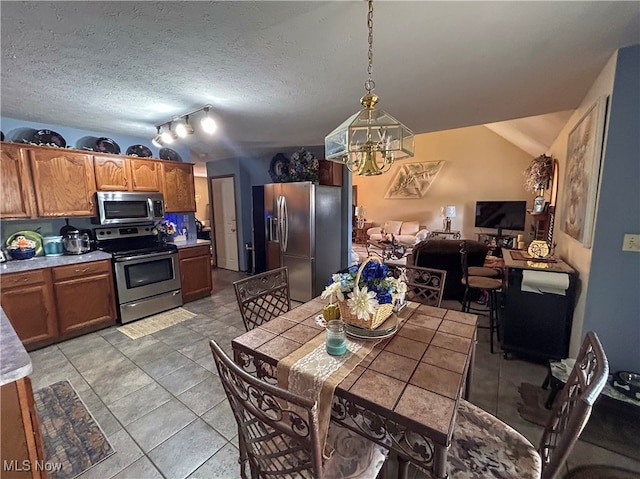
[365,0,375,93]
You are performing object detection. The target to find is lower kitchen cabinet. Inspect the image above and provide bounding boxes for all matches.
[0,269,58,347]
[52,260,117,335]
[179,245,213,303]
[1,377,46,479]
[1,260,117,350]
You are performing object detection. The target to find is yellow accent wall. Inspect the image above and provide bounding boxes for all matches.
[353,124,535,240]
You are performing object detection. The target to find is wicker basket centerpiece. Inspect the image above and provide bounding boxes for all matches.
[321,256,406,330]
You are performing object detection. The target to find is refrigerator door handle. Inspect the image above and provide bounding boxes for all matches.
[276,195,284,250]
[281,195,289,253]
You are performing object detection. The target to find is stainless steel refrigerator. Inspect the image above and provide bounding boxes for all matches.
[257,181,342,302]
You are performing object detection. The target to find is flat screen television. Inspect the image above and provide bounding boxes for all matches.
[474,200,527,236]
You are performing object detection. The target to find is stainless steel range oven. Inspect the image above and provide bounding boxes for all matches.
[95,224,182,324]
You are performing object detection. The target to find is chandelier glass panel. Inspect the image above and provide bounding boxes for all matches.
[325,0,414,176]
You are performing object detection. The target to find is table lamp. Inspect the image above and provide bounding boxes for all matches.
[443,205,456,232]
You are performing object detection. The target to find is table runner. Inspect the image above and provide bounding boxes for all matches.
[277,331,378,453]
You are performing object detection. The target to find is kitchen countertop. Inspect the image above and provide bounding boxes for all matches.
[502,250,575,274]
[174,238,211,249]
[0,251,113,275]
[0,308,32,386]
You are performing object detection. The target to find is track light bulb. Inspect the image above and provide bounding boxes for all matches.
[175,116,194,138]
[160,124,176,144]
[201,108,217,134]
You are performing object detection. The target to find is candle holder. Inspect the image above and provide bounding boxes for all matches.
[325,320,347,356]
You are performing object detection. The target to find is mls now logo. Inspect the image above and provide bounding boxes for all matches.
[3,460,63,472]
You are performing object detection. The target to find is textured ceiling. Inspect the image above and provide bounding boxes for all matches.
[1,1,638,161]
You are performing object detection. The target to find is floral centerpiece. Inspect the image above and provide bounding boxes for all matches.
[152,220,177,242]
[322,257,406,329]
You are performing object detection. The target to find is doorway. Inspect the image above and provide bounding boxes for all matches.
[210,176,239,271]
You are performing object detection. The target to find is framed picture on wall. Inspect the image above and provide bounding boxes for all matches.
[560,95,608,248]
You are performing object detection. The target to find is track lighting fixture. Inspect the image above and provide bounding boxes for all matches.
[175,115,195,138]
[152,105,217,145]
[152,126,163,147]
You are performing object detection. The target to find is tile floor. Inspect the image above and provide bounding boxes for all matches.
[28,268,639,479]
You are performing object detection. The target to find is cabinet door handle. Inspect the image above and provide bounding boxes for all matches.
[75,267,89,273]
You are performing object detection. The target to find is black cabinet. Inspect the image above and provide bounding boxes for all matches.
[502,266,577,360]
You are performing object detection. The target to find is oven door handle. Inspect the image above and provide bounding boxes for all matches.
[115,251,176,262]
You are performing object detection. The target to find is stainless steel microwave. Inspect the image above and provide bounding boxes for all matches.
[94,192,165,225]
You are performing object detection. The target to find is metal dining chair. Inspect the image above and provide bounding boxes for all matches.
[406,331,608,479]
[403,265,447,307]
[209,339,389,479]
[233,267,291,331]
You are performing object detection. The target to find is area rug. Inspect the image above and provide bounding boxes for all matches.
[117,307,196,339]
[34,380,115,479]
[518,382,640,460]
[563,465,640,479]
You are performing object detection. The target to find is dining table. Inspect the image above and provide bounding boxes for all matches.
[231,297,478,479]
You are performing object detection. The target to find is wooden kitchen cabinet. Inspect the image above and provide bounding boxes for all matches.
[28,147,96,217]
[129,158,161,192]
[318,159,343,186]
[52,260,117,335]
[94,155,132,191]
[162,162,196,212]
[1,377,46,479]
[0,269,58,348]
[178,245,213,302]
[0,143,36,219]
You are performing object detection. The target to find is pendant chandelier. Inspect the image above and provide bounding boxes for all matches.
[324,0,414,176]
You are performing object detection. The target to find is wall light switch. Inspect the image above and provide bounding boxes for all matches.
[622,234,640,252]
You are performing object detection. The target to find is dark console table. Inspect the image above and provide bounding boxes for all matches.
[501,250,577,361]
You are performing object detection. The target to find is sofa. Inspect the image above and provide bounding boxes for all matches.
[367,220,429,246]
[411,239,489,300]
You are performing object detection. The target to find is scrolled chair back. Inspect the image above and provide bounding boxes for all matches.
[210,339,322,478]
[233,266,291,331]
[538,331,609,479]
[403,265,447,307]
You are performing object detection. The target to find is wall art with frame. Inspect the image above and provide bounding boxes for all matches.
[560,96,608,248]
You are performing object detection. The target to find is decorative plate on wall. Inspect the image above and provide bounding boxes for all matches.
[30,129,66,147]
[159,148,182,162]
[94,137,121,155]
[126,144,153,158]
[269,153,290,182]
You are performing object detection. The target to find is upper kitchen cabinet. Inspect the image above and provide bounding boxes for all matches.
[0,143,36,219]
[28,148,96,217]
[129,158,161,192]
[162,162,196,212]
[94,155,132,191]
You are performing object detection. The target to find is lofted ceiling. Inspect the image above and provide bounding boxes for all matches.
[1,1,638,162]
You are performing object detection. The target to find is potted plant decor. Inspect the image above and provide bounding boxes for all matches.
[524,154,554,213]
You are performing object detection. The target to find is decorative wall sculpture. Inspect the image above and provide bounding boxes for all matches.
[384,161,444,199]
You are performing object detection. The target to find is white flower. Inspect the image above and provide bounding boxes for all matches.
[321,282,345,303]
[347,286,378,321]
[390,277,407,295]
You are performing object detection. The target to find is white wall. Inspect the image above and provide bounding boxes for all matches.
[546,53,617,357]
[353,125,535,240]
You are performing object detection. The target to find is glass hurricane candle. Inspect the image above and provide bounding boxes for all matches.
[325,320,347,356]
